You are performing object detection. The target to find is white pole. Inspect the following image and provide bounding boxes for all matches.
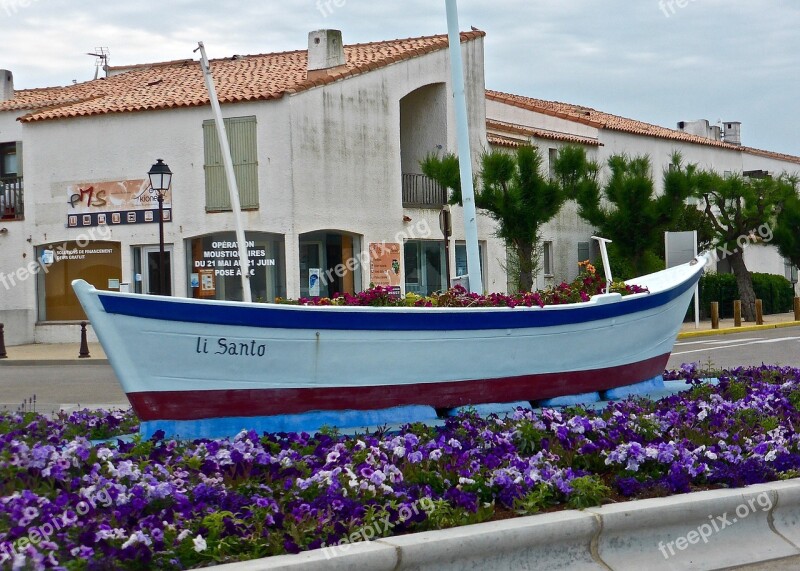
[195,42,253,302]
[592,236,613,294]
[693,230,700,329]
[445,0,483,294]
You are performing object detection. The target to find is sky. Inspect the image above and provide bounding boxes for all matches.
[2,0,799,156]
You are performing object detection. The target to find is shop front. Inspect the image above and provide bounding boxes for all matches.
[187,231,285,302]
[35,240,122,321]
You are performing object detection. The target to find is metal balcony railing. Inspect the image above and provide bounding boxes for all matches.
[402,173,447,208]
[0,177,23,220]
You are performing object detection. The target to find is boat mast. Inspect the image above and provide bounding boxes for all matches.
[195,42,253,302]
[445,0,483,294]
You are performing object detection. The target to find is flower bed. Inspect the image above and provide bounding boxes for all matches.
[2,365,800,569]
[278,261,648,307]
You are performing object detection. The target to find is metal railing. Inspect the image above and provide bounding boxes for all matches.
[0,177,23,220]
[402,173,447,208]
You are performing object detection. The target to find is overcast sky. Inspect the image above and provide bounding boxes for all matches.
[2,0,799,156]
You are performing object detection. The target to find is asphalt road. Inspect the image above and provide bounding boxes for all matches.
[0,363,126,412]
[668,326,800,371]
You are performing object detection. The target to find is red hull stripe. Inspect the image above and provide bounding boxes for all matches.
[128,353,671,421]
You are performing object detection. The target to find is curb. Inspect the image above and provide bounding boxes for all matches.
[0,359,109,366]
[210,479,800,571]
[677,321,800,340]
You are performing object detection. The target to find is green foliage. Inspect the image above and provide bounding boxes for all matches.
[422,146,566,291]
[514,483,557,515]
[565,476,612,509]
[696,272,794,318]
[773,181,800,269]
[566,150,695,276]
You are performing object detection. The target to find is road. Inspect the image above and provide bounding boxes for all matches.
[667,326,800,371]
[0,363,126,412]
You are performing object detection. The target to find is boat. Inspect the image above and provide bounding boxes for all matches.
[72,253,706,439]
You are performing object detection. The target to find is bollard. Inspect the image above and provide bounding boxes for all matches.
[710,302,719,330]
[0,323,6,359]
[79,322,91,358]
[755,299,763,325]
[734,300,742,328]
[795,297,800,322]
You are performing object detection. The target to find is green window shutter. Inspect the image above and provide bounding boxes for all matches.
[15,141,22,178]
[203,116,258,211]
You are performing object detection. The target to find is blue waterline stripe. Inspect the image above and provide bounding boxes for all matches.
[97,274,699,332]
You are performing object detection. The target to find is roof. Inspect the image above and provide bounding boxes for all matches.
[1,31,485,123]
[486,118,602,147]
[486,90,800,165]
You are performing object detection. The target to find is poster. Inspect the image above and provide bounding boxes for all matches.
[199,269,216,297]
[309,268,321,297]
[369,242,402,295]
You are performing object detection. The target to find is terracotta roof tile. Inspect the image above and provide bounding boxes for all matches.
[1,31,485,123]
[486,90,800,166]
[486,118,602,147]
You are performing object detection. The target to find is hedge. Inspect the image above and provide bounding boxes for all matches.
[691,272,795,319]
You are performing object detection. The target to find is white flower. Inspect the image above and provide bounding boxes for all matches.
[193,535,208,553]
[176,529,192,542]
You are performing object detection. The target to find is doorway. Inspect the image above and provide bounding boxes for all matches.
[134,245,173,296]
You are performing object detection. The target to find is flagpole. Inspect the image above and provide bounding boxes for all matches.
[445,0,483,294]
[195,41,253,302]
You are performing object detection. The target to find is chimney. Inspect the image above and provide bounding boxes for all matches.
[723,122,742,146]
[0,70,13,102]
[307,30,347,80]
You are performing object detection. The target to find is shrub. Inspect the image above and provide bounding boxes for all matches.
[695,272,794,319]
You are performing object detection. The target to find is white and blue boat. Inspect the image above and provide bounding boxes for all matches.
[72,254,705,439]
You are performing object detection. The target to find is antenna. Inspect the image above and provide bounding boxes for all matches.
[86,47,110,80]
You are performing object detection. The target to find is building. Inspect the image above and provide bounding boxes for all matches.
[0,30,504,346]
[485,91,800,291]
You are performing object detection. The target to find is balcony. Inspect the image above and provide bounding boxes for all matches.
[402,173,447,209]
[1,177,23,220]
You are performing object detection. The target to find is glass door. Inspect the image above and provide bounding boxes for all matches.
[299,241,323,298]
[137,245,172,296]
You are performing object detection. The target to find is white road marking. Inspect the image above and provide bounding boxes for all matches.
[674,338,760,347]
[672,336,800,356]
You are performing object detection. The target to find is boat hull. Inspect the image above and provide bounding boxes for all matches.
[72,256,705,435]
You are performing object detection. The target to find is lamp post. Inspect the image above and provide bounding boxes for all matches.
[148,159,173,296]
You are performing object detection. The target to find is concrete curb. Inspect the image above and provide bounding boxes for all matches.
[0,359,109,366]
[677,321,800,339]
[210,479,800,571]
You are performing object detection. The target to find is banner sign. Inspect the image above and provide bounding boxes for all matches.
[66,179,172,228]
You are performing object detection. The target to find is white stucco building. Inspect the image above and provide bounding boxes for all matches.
[484,91,800,291]
[0,30,501,345]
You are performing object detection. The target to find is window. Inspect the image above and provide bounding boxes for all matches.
[454,242,486,284]
[548,148,558,179]
[1,142,18,177]
[404,240,445,295]
[203,116,259,211]
[187,231,285,302]
[577,241,591,266]
[543,241,554,276]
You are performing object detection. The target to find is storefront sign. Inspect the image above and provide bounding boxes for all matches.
[66,180,172,228]
[369,242,402,295]
[192,240,275,277]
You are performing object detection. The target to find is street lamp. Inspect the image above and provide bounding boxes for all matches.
[148,159,173,296]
